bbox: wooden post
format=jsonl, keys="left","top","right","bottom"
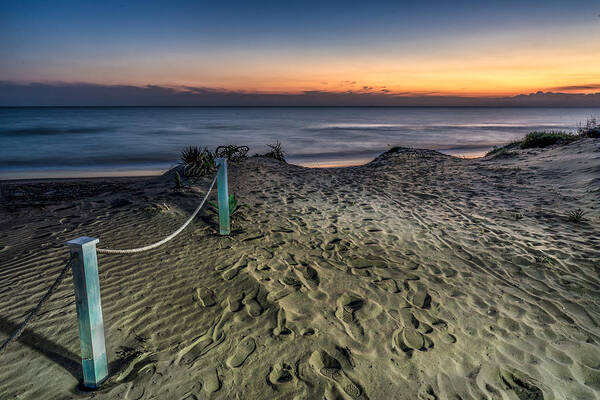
{"left": 66, "top": 237, "right": 108, "bottom": 389}
{"left": 215, "top": 158, "right": 230, "bottom": 235}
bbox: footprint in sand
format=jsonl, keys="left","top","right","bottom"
{"left": 309, "top": 350, "right": 362, "bottom": 399}
{"left": 268, "top": 362, "right": 294, "bottom": 385}
{"left": 391, "top": 309, "right": 448, "bottom": 353}
{"left": 266, "top": 287, "right": 292, "bottom": 303}
{"left": 226, "top": 337, "right": 256, "bottom": 368}
{"left": 372, "top": 277, "right": 399, "bottom": 293}
{"left": 296, "top": 264, "right": 320, "bottom": 289}
{"left": 408, "top": 284, "right": 431, "bottom": 309}
{"left": 273, "top": 306, "right": 291, "bottom": 336}
{"left": 335, "top": 294, "right": 365, "bottom": 341}
{"left": 394, "top": 327, "right": 425, "bottom": 351}
{"left": 196, "top": 287, "right": 216, "bottom": 307}
{"left": 221, "top": 256, "right": 248, "bottom": 280}
{"left": 227, "top": 291, "right": 244, "bottom": 312}
{"left": 281, "top": 270, "right": 303, "bottom": 290}
{"left": 499, "top": 369, "right": 544, "bottom": 400}
{"left": 201, "top": 368, "right": 221, "bottom": 393}
{"left": 242, "top": 287, "right": 263, "bottom": 317}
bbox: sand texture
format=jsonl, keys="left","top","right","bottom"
{"left": 1, "top": 139, "right": 600, "bottom": 399}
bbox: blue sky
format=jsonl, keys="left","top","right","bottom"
{"left": 1, "top": 0, "right": 599, "bottom": 97}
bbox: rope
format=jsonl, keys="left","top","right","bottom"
{"left": 96, "top": 171, "right": 218, "bottom": 254}
{"left": 0, "top": 255, "right": 74, "bottom": 355}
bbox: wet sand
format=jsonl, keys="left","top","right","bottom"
{"left": 1, "top": 139, "right": 599, "bottom": 399}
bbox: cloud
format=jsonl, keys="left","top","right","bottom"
{"left": 547, "top": 83, "right": 600, "bottom": 91}
{"left": 0, "top": 82, "right": 599, "bottom": 107}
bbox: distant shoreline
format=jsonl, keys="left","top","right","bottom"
{"left": 2, "top": 105, "right": 600, "bottom": 108}
{"left": 0, "top": 148, "right": 487, "bottom": 181}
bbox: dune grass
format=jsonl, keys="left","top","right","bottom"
{"left": 520, "top": 131, "right": 579, "bottom": 149}
{"left": 486, "top": 118, "right": 599, "bottom": 157}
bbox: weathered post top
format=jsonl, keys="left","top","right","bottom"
{"left": 67, "top": 236, "right": 100, "bottom": 248}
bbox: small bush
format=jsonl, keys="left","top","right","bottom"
{"left": 520, "top": 131, "right": 578, "bottom": 149}
{"left": 486, "top": 117, "right": 598, "bottom": 157}
{"left": 215, "top": 145, "right": 249, "bottom": 162}
{"left": 174, "top": 171, "right": 182, "bottom": 189}
{"left": 578, "top": 117, "right": 600, "bottom": 138}
{"left": 181, "top": 146, "right": 215, "bottom": 177}
{"left": 262, "top": 141, "right": 286, "bottom": 162}
{"left": 567, "top": 208, "right": 586, "bottom": 223}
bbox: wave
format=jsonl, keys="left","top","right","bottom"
{"left": 305, "top": 122, "right": 573, "bottom": 132}
{"left": 305, "top": 123, "right": 410, "bottom": 131}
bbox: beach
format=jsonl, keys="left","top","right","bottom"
{"left": 1, "top": 139, "right": 599, "bottom": 399}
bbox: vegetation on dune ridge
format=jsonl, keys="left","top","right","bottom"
{"left": 520, "top": 131, "right": 579, "bottom": 148}
{"left": 180, "top": 144, "right": 252, "bottom": 177}
{"left": 178, "top": 142, "right": 286, "bottom": 178}
{"left": 578, "top": 117, "right": 600, "bottom": 138}
{"left": 181, "top": 146, "right": 215, "bottom": 177}
{"left": 215, "top": 145, "right": 249, "bottom": 162}
{"left": 258, "top": 141, "right": 286, "bottom": 162}
{"left": 486, "top": 117, "right": 599, "bottom": 157}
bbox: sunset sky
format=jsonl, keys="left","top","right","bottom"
{"left": 1, "top": 0, "right": 599, "bottom": 97}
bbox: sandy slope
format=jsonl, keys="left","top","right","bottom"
{"left": 1, "top": 139, "right": 599, "bottom": 400}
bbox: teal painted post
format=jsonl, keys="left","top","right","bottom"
{"left": 66, "top": 237, "right": 108, "bottom": 389}
{"left": 215, "top": 158, "right": 230, "bottom": 235}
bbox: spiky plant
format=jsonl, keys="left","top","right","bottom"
{"left": 567, "top": 208, "right": 586, "bottom": 223}
{"left": 181, "top": 146, "right": 215, "bottom": 177}
{"left": 208, "top": 193, "right": 250, "bottom": 226}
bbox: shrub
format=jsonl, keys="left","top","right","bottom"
{"left": 567, "top": 209, "right": 586, "bottom": 223}
{"left": 215, "top": 145, "right": 249, "bottom": 162}
{"left": 181, "top": 146, "right": 215, "bottom": 177}
{"left": 520, "top": 131, "right": 578, "bottom": 149}
{"left": 263, "top": 141, "right": 286, "bottom": 162}
{"left": 578, "top": 117, "right": 600, "bottom": 138}
{"left": 174, "top": 171, "right": 182, "bottom": 189}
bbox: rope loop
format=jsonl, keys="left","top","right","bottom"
{"left": 97, "top": 170, "right": 218, "bottom": 254}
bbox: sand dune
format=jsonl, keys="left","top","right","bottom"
{"left": 1, "top": 139, "right": 599, "bottom": 399}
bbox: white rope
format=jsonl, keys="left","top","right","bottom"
{"left": 97, "top": 172, "right": 218, "bottom": 254}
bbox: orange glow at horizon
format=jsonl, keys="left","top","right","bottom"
{"left": 8, "top": 22, "right": 600, "bottom": 97}
{"left": 93, "top": 46, "right": 600, "bottom": 97}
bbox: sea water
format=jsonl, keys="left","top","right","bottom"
{"left": 1, "top": 106, "right": 598, "bottom": 179}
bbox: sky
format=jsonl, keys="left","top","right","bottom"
{"left": 1, "top": 0, "right": 600, "bottom": 103}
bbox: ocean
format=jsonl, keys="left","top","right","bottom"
{"left": 1, "top": 107, "right": 598, "bottom": 179}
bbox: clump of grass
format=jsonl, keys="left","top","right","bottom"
{"left": 486, "top": 141, "right": 521, "bottom": 157}
{"left": 174, "top": 171, "right": 182, "bottom": 189}
{"left": 181, "top": 146, "right": 215, "bottom": 177}
{"left": 567, "top": 208, "right": 586, "bottom": 223}
{"left": 208, "top": 193, "right": 250, "bottom": 227}
{"left": 520, "top": 131, "right": 578, "bottom": 149}
{"left": 261, "top": 141, "right": 286, "bottom": 162}
{"left": 578, "top": 117, "right": 600, "bottom": 138}
{"left": 487, "top": 117, "right": 599, "bottom": 157}
{"left": 215, "top": 145, "right": 249, "bottom": 162}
